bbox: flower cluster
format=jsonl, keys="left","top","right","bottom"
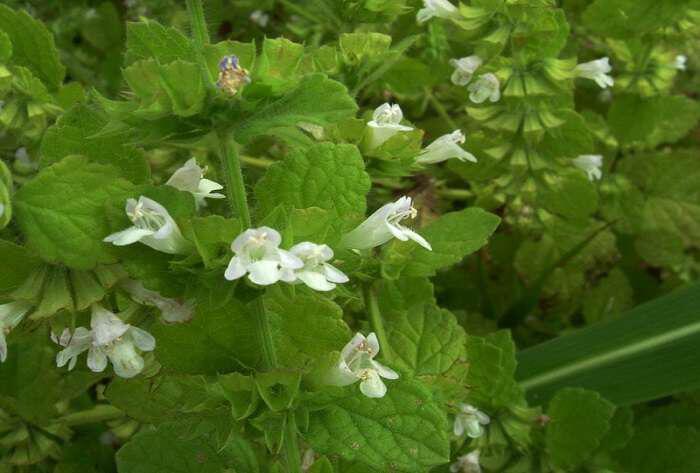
{"left": 453, "top": 403, "right": 491, "bottom": 438}
{"left": 54, "top": 304, "right": 155, "bottom": 378}
{"left": 224, "top": 227, "right": 349, "bottom": 291}
{"left": 448, "top": 55, "right": 501, "bottom": 103}
{"left": 328, "top": 332, "right": 399, "bottom": 398}
{"left": 217, "top": 55, "right": 251, "bottom": 96}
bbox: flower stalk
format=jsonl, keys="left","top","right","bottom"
{"left": 362, "top": 283, "right": 394, "bottom": 364}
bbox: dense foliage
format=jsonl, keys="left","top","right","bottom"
{"left": 0, "top": 0, "right": 699, "bottom": 472}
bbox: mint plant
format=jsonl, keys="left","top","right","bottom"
{"left": 0, "top": 0, "right": 699, "bottom": 472}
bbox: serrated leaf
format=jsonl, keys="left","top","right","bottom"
{"left": 465, "top": 333, "right": 522, "bottom": 408}
{"left": 158, "top": 60, "right": 207, "bottom": 117}
{"left": 0, "top": 4, "right": 65, "bottom": 89}
{"left": 582, "top": 0, "right": 693, "bottom": 37}
{"left": 378, "top": 279, "right": 466, "bottom": 376}
{"left": 383, "top": 208, "right": 500, "bottom": 278}
{"left": 41, "top": 104, "right": 149, "bottom": 183}
{"left": 304, "top": 379, "right": 450, "bottom": 472}
{"left": 545, "top": 388, "right": 615, "bottom": 470}
{"left": 14, "top": 156, "right": 135, "bottom": 270}
{"left": 255, "top": 143, "right": 370, "bottom": 240}
{"left": 539, "top": 171, "right": 598, "bottom": 221}
{"left": 116, "top": 416, "right": 231, "bottom": 473}
{"left": 0, "top": 239, "right": 41, "bottom": 293}
{"left": 266, "top": 289, "right": 351, "bottom": 369}
{"left": 125, "top": 19, "right": 196, "bottom": 65}
{"left": 234, "top": 74, "right": 358, "bottom": 144}
{"left": 254, "top": 37, "right": 305, "bottom": 91}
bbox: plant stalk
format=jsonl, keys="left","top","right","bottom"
{"left": 185, "top": 0, "right": 210, "bottom": 47}
{"left": 216, "top": 131, "right": 277, "bottom": 371}
{"left": 58, "top": 405, "right": 124, "bottom": 427}
{"left": 362, "top": 283, "right": 393, "bottom": 362}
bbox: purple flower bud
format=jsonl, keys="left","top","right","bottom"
{"left": 218, "top": 55, "right": 239, "bottom": 72}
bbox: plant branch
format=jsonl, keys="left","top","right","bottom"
{"left": 216, "top": 130, "right": 252, "bottom": 227}
{"left": 362, "top": 282, "right": 394, "bottom": 362}
{"left": 186, "top": 0, "right": 210, "bottom": 47}
{"left": 58, "top": 405, "right": 124, "bottom": 427}
{"left": 426, "top": 89, "right": 459, "bottom": 130}
{"left": 284, "top": 413, "right": 303, "bottom": 473}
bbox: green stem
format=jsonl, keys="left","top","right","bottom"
{"left": 241, "top": 155, "right": 275, "bottom": 169}
{"left": 58, "top": 405, "right": 124, "bottom": 427}
{"left": 217, "top": 130, "right": 252, "bottom": 226}
{"left": 362, "top": 283, "right": 393, "bottom": 362}
{"left": 437, "top": 188, "right": 473, "bottom": 200}
{"left": 216, "top": 130, "right": 277, "bottom": 371}
{"left": 186, "top": 0, "right": 215, "bottom": 86}
{"left": 284, "top": 413, "right": 302, "bottom": 473}
{"left": 186, "top": 0, "right": 210, "bottom": 47}
{"left": 426, "top": 89, "right": 459, "bottom": 130}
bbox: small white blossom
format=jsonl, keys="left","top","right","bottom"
{"left": 573, "top": 154, "right": 603, "bottom": 181}
{"left": 104, "top": 196, "right": 190, "bottom": 254}
{"left": 454, "top": 404, "right": 490, "bottom": 438}
{"left": 282, "top": 242, "right": 349, "bottom": 292}
{"left": 249, "top": 10, "right": 270, "bottom": 27}
{"left": 575, "top": 57, "right": 614, "bottom": 89}
{"left": 121, "top": 279, "right": 194, "bottom": 323}
{"left": 341, "top": 196, "right": 432, "bottom": 251}
{"left": 224, "top": 227, "right": 303, "bottom": 286}
{"left": 451, "top": 450, "right": 482, "bottom": 473}
{"left": 468, "top": 73, "right": 501, "bottom": 103}
{"left": 674, "top": 54, "right": 687, "bottom": 71}
{"left": 55, "top": 304, "right": 155, "bottom": 379}
{"left": 166, "top": 158, "right": 225, "bottom": 209}
{"left": 328, "top": 332, "right": 399, "bottom": 398}
{"left": 0, "top": 301, "right": 32, "bottom": 362}
{"left": 416, "top": 130, "right": 477, "bottom": 165}
{"left": 450, "top": 56, "right": 483, "bottom": 86}
{"left": 417, "top": 0, "right": 460, "bottom": 24}
{"left": 365, "top": 103, "right": 414, "bottom": 150}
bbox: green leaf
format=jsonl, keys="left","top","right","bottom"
{"left": 615, "top": 426, "right": 700, "bottom": 473}
{"left": 254, "top": 37, "right": 305, "bottom": 91}
{"left": 465, "top": 332, "right": 523, "bottom": 408}
{"left": 255, "top": 143, "right": 370, "bottom": 239}
{"left": 41, "top": 104, "right": 150, "bottom": 183}
{"left": 151, "top": 286, "right": 260, "bottom": 373}
{"left": 125, "top": 19, "right": 196, "bottom": 65}
{"left": 0, "top": 4, "right": 65, "bottom": 89}
{"left": 545, "top": 388, "right": 615, "bottom": 470}
{"left": 582, "top": 0, "right": 693, "bottom": 37}
{"left": 0, "top": 240, "right": 41, "bottom": 293}
{"left": 204, "top": 40, "right": 256, "bottom": 79}
{"left": 183, "top": 215, "right": 241, "bottom": 268}
{"left": 106, "top": 375, "right": 219, "bottom": 424}
{"left": 538, "top": 171, "right": 598, "bottom": 221}
{"left": 517, "top": 283, "right": 700, "bottom": 405}
{"left": 304, "top": 379, "right": 450, "bottom": 472}
{"left": 382, "top": 208, "right": 501, "bottom": 278}
{"left": 582, "top": 268, "right": 634, "bottom": 324}
{"left": 0, "top": 328, "right": 98, "bottom": 423}
{"left": 14, "top": 156, "right": 135, "bottom": 270}
{"left": 158, "top": 60, "right": 207, "bottom": 117}
{"left": 378, "top": 279, "right": 466, "bottom": 377}
{"left": 116, "top": 416, "right": 231, "bottom": 473}
{"left": 339, "top": 32, "right": 392, "bottom": 65}
{"left": 266, "top": 289, "right": 351, "bottom": 369}
{"left": 234, "top": 74, "right": 358, "bottom": 144}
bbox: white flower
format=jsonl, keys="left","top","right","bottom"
{"left": 450, "top": 56, "right": 483, "bottom": 86}
{"left": 301, "top": 449, "right": 316, "bottom": 471}
{"left": 416, "top": 130, "right": 477, "bottom": 165}
{"left": 250, "top": 10, "right": 270, "bottom": 27}
{"left": 282, "top": 242, "right": 349, "bottom": 292}
{"left": 328, "top": 332, "right": 399, "bottom": 398}
{"left": 450, "top": 450, "right": 482, "bottom": 473}
{"left": 573, "top": 154, "right": 603, "bottom": 181}
{"left": 674, "top": 54, "right": 687, "bottom": 71}
{"left": 166, "top": 158, "right": 225, "bottom": 209}
{"left": 454, "top": 404, "right": 490, "bottom": 438}
{"left": 365, "top": 103, "right": 414, "bottom": 150}
{"left": 104, "top": 196, "right": 190, "bottom": 254}
{"left": 341, "top": 196, "right": 432, "bottom": 251}
{"left": 575, "top": 57, "right": 614, "bottom": 89}
{"left": 0, "top": 301, "right": 32, "bottom": 362}
{"left": 417, "top": 0, "right": 460, "bottom": 24}
{"left": 224, "top": 227, "right": 303, "bottom": 286}
{"left": 55, "top": 305, "right": 156, "bottom": 379}
{"left": 120, "top": 279, "right": 194, "bottom": 323}
{"left": 468, "top": 73, "right": 501, "bottom": 103}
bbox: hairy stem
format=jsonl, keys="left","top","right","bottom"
{"left": 363, "top": 283, "right": 393, "bottom": 362}
{"left": 185, "top": 0, "right": 210, "bottom": 47}
{"left": 426, "top": 89, "right": 459, "bottom": 130}
{"left": 216, "top": 131, "right": 277, "bottom": 371}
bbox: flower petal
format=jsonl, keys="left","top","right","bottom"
{"left": 224, "top": 256, "right": 247, "bottom": 281}
{"left": 87, "top": 347, "right": 108, "bottom": 372}
{"left": 359, "top": 370, "right": 388, "bottom": 398}
{"left": 103, "top": 227, "right": 152, "bottom": 246}
{"left": 247, "top": 260, "right": 281, "bottom": 285}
